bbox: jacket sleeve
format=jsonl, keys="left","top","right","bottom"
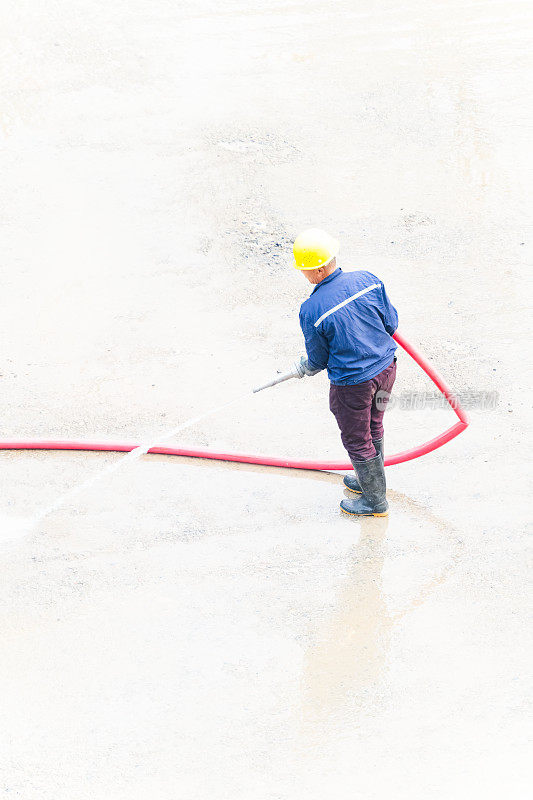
{"left": 378, "top": 283, "right": 399, "bottom": 335}
{"left": 299, "top": 306, "right": 329, "bottom": 371}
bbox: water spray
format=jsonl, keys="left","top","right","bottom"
{"left": 38, "top": 360, "right": 317, "bottom": 525}
{"left": 1, "top": 370, "right": 308, "bottom": 536}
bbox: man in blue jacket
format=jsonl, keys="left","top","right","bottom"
{"left": 294, "top": 228, "right": 398, "bottom": 517}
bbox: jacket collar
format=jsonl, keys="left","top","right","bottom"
{"left": 311, "top": 267, "right": 342, "bottom": 294}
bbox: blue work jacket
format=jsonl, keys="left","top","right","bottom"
{"left": 299, "top": 267, "right": 398, "bottom": 385}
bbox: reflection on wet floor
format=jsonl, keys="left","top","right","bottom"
{"left": 304, "top": 516, "right": 391, "bottom": 707}
{"left": 299, "top": 487, "right": 464, "bottom": 743}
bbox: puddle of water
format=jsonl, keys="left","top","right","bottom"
{"left": 303, "top": 516, "right": 392, "bottom": 711}
{"left": 299, "top": 490, "right": 465, "bottom": 744}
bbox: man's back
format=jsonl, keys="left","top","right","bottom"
{"left": 292, "top": 229, "right": 397, "bottom": 517}
{"left": 299, "top": 267, "right": 398, "bottom": 385}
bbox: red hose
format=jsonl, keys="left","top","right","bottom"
{"left": 0, "top": 332, "right": 467, "bottom": 472}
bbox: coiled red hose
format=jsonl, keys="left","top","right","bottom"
{"left": 0, "top": 332, "right": 467, "bottom": 471}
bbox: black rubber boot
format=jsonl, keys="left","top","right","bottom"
{"left": 343, "top": 438, "right": 384, "bottom": 493}
{"left": 340, "top": 454, "right": 389, "bottom": 516}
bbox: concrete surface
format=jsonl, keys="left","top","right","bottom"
{"left": 0, "top": 0, "right": 531, "bottom": 797}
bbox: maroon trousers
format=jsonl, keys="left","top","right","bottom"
{"left": 329, "top": 359, "right": 397, "bottom": 462}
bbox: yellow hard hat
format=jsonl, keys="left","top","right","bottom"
{"left": 293, "top": 228, "right": 339, "bottom": 270}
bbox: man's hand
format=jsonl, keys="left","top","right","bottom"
{"left": 297, "top": 355, "right": 322, "bottom": 377}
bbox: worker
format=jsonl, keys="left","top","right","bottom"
{"left": 293, "top": 228, "right": 398, "bottom": 517}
